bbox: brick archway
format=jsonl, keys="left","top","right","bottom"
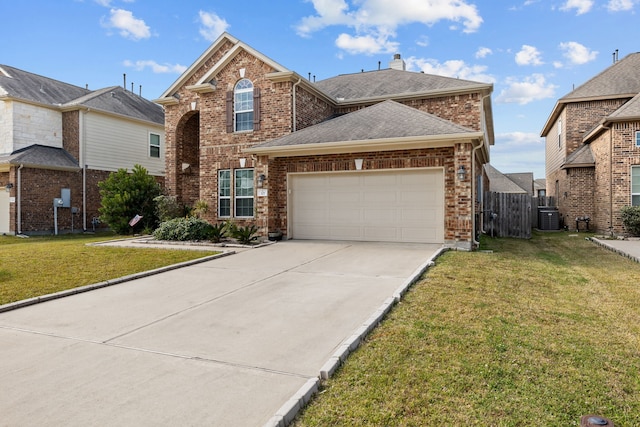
{"left": 174, "top": 111, "right": 200, "bottom": 207}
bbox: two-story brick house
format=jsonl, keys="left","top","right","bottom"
{"left": 541, "top": 52, "right": 640, "bottom": 234}
{"left": 0, "top": 65, "right": 165, "bottom": 235}
{"left": 155, "top": 33, "right": 494, "bottom": 249}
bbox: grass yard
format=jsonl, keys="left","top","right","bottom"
{"left": 294, "top": 232, "right": 640, "bottom": 427}
{"left": 0, "top": 233, "right": 218, "bottom": 305}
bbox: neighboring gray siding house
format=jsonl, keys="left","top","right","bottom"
{"left": 0, "top": 65, "right": 165, "bottom": 235}
{"left": 541, "top": 53, "right": 640, "bottom": 234}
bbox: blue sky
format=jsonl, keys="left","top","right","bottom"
{"left": 2, "top": 0, "right": 637, "bottom": 179}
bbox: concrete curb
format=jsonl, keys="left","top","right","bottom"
{"left": 0, "top": 251, "right": 234, "bottom": 314}
{"left": 589, "top": 237, "right": 640, "bottom": 263}
{"left": 265, "top": 246, "right": 448, "bottom": 427}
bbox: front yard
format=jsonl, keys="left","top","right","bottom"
{"left": 294, "top": 232, "right": 640, "bottom": 426}
{"left": 0, "top": 233, "right": 218, "bottom": 305}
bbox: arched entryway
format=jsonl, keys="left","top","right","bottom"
{"left": 174, "top": 111, "right": 200, "bottom": 207}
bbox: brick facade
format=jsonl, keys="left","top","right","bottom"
{"left": 162, "top": 38, "right": 489, "bottom": 248}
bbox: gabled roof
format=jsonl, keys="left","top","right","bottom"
{"left": 247, "top": 100, "right": 482, "bottom": 157}
{"left": 484, "top": 164, "right": 529, "bottom": 194}
{"left": 0, "top": 144, "right": 80, "bottom": 171}
{"left": 0, "top": 64, "right": 90, "bottom": 105}
{"left": 607, "top": 91, "right": 640, "bottom": 121}
{"left": 314, "top": 68, "right": 491, "bottom": 102}
{"left": 541, "top": 52, "right": 640, "bottom": 136}
{"left": 157, "top": 32, "right": 290, "bottom": 100}
{"left": 0, "top": 65, "right": 163, "bottom": 125}
{"left": 562, "top": 143, "right": 594, "bottom": 169}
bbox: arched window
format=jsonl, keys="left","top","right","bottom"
{"left": 234, "top": 79, "right": 253, "bottom": 132}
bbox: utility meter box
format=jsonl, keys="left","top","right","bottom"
{"left": 61, "top": 188, "right": 71, "bottom": 208}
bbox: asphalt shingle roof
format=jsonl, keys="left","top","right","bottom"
{"left": 561, "top": 52, "right": 640, "bottom": 100}
{"left": 608, "top": 92, "right": 640, "bottom": 120}
{"left": 0, "top": 65, "right": 163, "bottom": 124}
{"left": 253, "top": 100, "right": 476, "bottom": 149}
{"left": 0, "top": 145, "right": 80, "bottom": 170}
{"left": 314, "top": 68, "right": 488, "bottom": 101}
{"left": 564, "top": 144, "right": 594, "bottom": 168}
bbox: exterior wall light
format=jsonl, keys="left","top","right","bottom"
{"left": 5, "top": 183, "right": 13, "bottom": 192}
{"left": 258, "top": 174, "right": 266, "bottom": 187}
{"left": 457, "top": 165, "right": 467, "bottom": 181}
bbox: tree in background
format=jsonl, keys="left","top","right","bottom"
{"left": 98, "top": 164, "right": 161, "bottom": 234}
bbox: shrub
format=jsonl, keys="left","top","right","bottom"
{"left": 98, "top": 164, "right": 161, "bottom": 234}
{"left": 153, "top": 217, "right": 214, "bottom": 241}
{"left": 209, "top": 222, "right": 227, "bottom": 243}
{"left": 227, "top": 221, "right": 260, "bottom": 245}
{"left": 621, "top": 206, "right": 640, "bottom": 236}
{"left": 154, "top": 195, "right": 184, "bottom": 222}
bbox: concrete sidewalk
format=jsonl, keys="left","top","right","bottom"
{"left": 0, "top": 240, "right": 444, "bottom": 427}
{"left": 590, "top": 237, "right": 640, "bottom": 263}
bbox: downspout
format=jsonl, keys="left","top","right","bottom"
{"left": 607, "top": 124, "right": 613, "bottom": 235}
{"left": 17, "top": 163, "right": 23, "bottom": 234}
{"left": 472, "top": 93, "right": 491, "bottom": 247}
{"left": 292, "top": 77, "right": 302, "bottom": 132}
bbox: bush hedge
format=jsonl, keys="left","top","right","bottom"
{"left": 153, "top": 217, "right": 214, "bottom": 241}
{"left": 621, "top": 206, "right": 640, "bottom": 236}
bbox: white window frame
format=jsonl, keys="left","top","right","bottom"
{"left": 632, "top": 166, "right": 640, "bottom": 206}
{"left": 218, "top": 169, "right": 231, "bottom": 218}
{"left": 149, "top": 132, "right": 160, "bottom": 158}
{"left": 635, "top": 131, "right": 640, "bottom": 148}
{"left": 234, "top": 168, "right": 254, "bottom": 218}
{"left": 234, "top": 79, "right": 254, "bottom": 132}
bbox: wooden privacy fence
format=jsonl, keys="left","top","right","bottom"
{"left": 483, "top": 192, "right": 532, "bottom": 239}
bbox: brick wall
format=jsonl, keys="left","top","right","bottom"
{"left": 62, "top": 110, "right": 80, "bottom": 160}
{"left": 610, "top": 122, "right": 640, "bottom": 233}
{"left": 261, "top": 144, "right": 474, "bottom": 246}
{"left": 565, "top": 100, "right": 627, "bottom": 155}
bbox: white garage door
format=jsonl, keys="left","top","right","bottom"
{"left": 289, "top": 169, "right": 444, "bottom": 243}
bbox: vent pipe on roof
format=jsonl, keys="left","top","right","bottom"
{"left": 139, "top": 85, "right": 142, "bottom": 97}
{"left": 613, "top": 49, "right": 619, "bottom": 63}
{"left": 389, "top": 53, "right": 406, "bottom": 71}
{"left": 378, "top": 61, "right": 381, "bottom": 70}
{"left": 123, "top": 73, "right": 126, "bottom": 90}
{"left": 308, "top": 72, "right": 311, "bottom": 81}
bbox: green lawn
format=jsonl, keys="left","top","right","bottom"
{"left": 294, "top": 232, "right": 640, "bottom": 427}
{"left": 0, "top": 233, "right": 218, "bottom": 305}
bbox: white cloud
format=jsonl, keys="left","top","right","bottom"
{"left": 296, "top": 0, "right": 483, "bottom": 55}
{"left": 491, "top": 132, "right": 546, "bottom": 178}
{"left": 405, "top": 57, "right": 495, "bottom": 84}
{"left": 335, "top": 33, "right": 399, "bottom": 55}
{"left": 560, "top": 0, "right": 594, "bottom": 14}
{"left": 123, "top": 60, "right": 187, "bottom": 74}
{"left": 475, "top": 47, "right": 492, "bottom": 59}
{"left": 102, "top": 9, "right": 150, "bottom": 40}
{"left": 496, "top": 74, "right": 557, "bottom": 105}
{"left": 607, "top": 0, "right": 636, "bottom": 11}
{"left": 198, "top": 11, "right": 230, "bottom": 42}
{"left": 515, "top": 45, "right": 544, "bottom": 66}
{"left": 94, "top": 0, "right": 112, "bottom": 6}
{"left": 559, "top": 41, "right": 598, "bottom": 65}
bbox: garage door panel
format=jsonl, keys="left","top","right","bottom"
{"left": 291, "top": 169, "right": 444, "bottom": 244}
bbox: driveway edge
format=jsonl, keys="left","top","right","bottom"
{"left": 263, "top": 246, "right": 449, "bottom": 427}
{"left": 0, "top": 251, "right": 234, "bottom": 314}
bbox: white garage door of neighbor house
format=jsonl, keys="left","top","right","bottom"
{"left": 290, "top": 169, "right": 444, "bottom": 244}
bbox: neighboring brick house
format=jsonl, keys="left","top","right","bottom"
{"left": 0, "top": 65, "right": 165, "bottom": 235}
{"left": 541, "top": 53, "right": 640, "bottom": 234}
{"left": 155, "top": 33, "right": 495, "bottom": 249}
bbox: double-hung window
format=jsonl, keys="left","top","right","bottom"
{"left": 635, "top": 131, "right": 640, "bottom": 148}
{"left": 632, "top": 166, "right": 640, "bottom": 206}
{"left": 218, "top": 170, "right": 231, "bottom": 217}
{"left": 218, "top": 169, "right": 254, "bottom": 217}
{"left": 235, "top": 169, "right": 254, "bottom": 217}
{"left": 234, "top": 79, "right": 254, "bottom": 132}
{"left": 149, "top": 133, "right": 160, "bottom": 158}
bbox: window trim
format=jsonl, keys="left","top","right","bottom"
{"left": 635, "top": 131, "right": 640, "bottom": 148}
{"left": 234, "top": 168, "right": 254, "bottom": 218}
{"left": 234, "top": 79, "right": 254, "bottom": 132}
{"left": 632, "top": 166, "right": 640, "bottom": 206}
{"left": 149, "top": 132, "right": 160, "bottom": 158}
{"left": 218, "top": 169, "right": 231, "bottom": 218}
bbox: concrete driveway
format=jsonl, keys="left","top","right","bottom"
{"left": 0, "top": 240, "right": 443, "bottom": 427}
